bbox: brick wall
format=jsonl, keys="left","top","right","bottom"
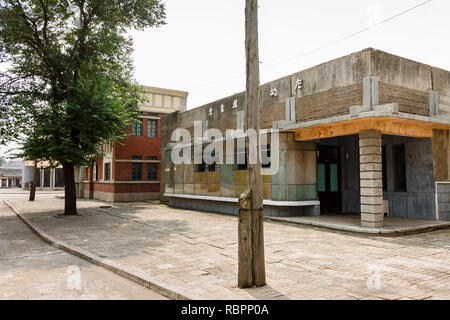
{"left": 296, "top": 83, "right": 362, "bottom": 121}
{"left": 379, "top": 82, "right": 429, "bottom": 116}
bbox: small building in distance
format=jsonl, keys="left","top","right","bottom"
{"left": 76, "top": 86, "right": 188, "bottom": 202}
{"left": 0, "top": 160, "right": 23, "bottom": 188}
{"left": 22, "top": 161, "right": 64, "bottom": 189}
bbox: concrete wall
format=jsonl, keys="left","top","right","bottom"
{"left": 436, "top": 183, "right": 450, "bottom": 221}
{"left": 383, "top": 135, "right": 436, "bottom": 220}
{"left": 169, "top": 197, "right": 319, "bottom": 217}
{"left": 80, "top": 189, "right": 159, "bottom": 202}
{"left": 22, "top": 166, "right": 34, "bottom": 184}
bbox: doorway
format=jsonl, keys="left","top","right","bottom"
{"left": 317, "top": 146, "right": 342, "bottom": 213}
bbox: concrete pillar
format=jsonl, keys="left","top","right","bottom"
{"left": 6, "top": 179, "right": 9, "bottom": 188}
{"left": 359, "top": 129, "right": 384, "bottom": 228}
{"left": 0, "top": 178, "right": 2, "bottom": 188}
{"left": 52, "top": 169, "right": 56, "bottom": 188}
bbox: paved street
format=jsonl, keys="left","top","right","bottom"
{"left": 3, "top": 191, "right": 450, "bottom": 300}
{"left": 0, "top": 191, "right": 166, "bottom": 300}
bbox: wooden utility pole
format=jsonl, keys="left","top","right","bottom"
{"left": 238, "top": 0, "right": 266, "bottom": 288}
{"left": 29, "top": 160, "right": 37, "bottom": 201}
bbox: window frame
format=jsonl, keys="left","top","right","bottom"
{"left": 131, "top": 156, "right": 143, "bottom": 181}
{"left": 132, "top": 121, "right": 143, "bottom": 136}
{"left": 104, "top": 163, "right": 111, "bottom": 181}
{"left": 148, "top": 119, "right": 158, "bottom": 138}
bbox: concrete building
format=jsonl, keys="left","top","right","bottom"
{"left": 161, "top": 48, "right": 450, "bottom": 227}
{"left": 0, "top": 160, "right": 23, "bottom": 188}
{"left": 76, "top": 86, "right": 188, "bottom": 202}
{"left": 22, "top": 161, "right": 64, "bottom": 189}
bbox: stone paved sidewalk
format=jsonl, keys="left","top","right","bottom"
{"left": 5, "top": 194, "right": 450, "bottom": 300}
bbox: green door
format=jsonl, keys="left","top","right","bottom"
{"left": 317, "top": 146, "right": 341, "bottom": 213}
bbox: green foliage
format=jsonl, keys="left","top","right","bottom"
{"left": 22, "top": 72, "right": 140, "bottom": 166}
{"left": 0, "top": 0, "right": 166, "bottom": 165}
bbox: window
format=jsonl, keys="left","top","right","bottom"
{"left": 147, "top": 163, "right": 157, "bottom": 181}
{"left": 131, "top": 156, "right": 142, "bottom": 181}
{"left": 132, "top": 121, "right": 142, "bottom": 136}
{"left": 104, "top": 163, "right": 111, "bottom": 181}
{"left": 382, "top": 145, "right": 387, "bottom": 191}
{"left": 206, "top": 149, "right": 217, "bottom": 172}
{"left": 195, "top": 161, "right": 206, "bottom": 173}
{"left": 93, "top": 161, "right": 99, "bottom": 181}
{"left": 148, "top": 119, "right": 158, "bottom": 137}
{"left": 235, "top": 140, "right": 247, "bottom": 170}
{"left": 393, "top": 144, "right": 407, "bottom": 192}
{"left": 261, "top": 144, "right": 271, "bottom": 168}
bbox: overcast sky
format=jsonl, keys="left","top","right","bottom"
{"left": 131, "top": 0, "right": 449, "bottom": 109}
{"left": 1, "top": 0, "right": 449, "bottom": 157}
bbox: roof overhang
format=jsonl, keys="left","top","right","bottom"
{"left": 283, "top": 104, "right": 450, "bottom": 141}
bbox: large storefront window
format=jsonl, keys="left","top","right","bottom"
{"left": 164, "top": 134, "right": 318, "bottom": 202}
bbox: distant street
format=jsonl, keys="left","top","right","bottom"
{"left": 0, "top": 190, "right": 166, "bottom": 300}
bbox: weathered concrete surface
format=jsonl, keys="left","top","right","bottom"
{"left": 0, "top": 193, "right": 166, "bottom": 300}
{"left": 5, "top": 194, "right": 450, "bottom": 300}
{"left": 266, "top": 215, "right": 450, "bottom": 236}
{"left": 359, "top": 130, "right": 383, "bottom": 228}
{"left": 383, "top": 135, "right": 436, "bottom": 220}
{"left": 436, "top": 183, "right": 450, "bottom": 221}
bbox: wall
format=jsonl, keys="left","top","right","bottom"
{"left": 383, "top": 135, "right": 436, "bottom": 220}
{"left": 436, "top": 183, "right": 450, "bottom": 221}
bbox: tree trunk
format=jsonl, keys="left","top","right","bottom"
{"left": 29, "top": 160, "right": 37, "bottom": 201}
{"left": 62, "top": 162, "right": 77, "bottom": 215}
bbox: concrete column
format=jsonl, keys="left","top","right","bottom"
{"left": 0, "top": 178, "right": 2, "bottom": 188}
{"left": 6, "top": 179, "right": 9, "bottom": 188}
{"left": 40, "top": 169, "right": 44, "bottom": 189}
{"left": 359, "top": 129, "right": 384, "bottom": 228}
{"left": 52, "top": 169, "right": 56, "bottom": 188}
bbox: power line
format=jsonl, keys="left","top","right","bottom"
{"left": 192, "top": 0, "right": 433, "bottom": 89}
{"left": 263, "top": 0, "right": 433, "bottom": 70}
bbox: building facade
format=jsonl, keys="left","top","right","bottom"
{"left": 161, "top": 48, "right": 450, "bottom": 227}
{"left": 22, "top": 161, "right": 64, "bottom": 189}
{"left": 76, "top": 86, "right": 188, "bottom": 202}
{"left": 0, "top": 160, "right": 23, "bottom": 188}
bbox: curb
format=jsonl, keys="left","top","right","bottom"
{"left": 264, "top": 216, "right": 450, "bottom": 237}
{"left": 3, "top": 200, "right": 194, "bottom": 300}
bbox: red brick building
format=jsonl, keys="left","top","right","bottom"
{"left": 76, "top": 86, "right": 188, "bottom": 202}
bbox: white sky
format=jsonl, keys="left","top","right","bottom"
{"left": 1, "top": 0, "right": 449, "bottom": 157}
{"left": 131, "top": 0, "right": 449, "bottom": 109}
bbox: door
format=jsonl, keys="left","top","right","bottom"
{"left": 317, "top": 146, "right": 341, "bottom": 213}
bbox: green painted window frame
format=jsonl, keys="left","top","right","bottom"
{"left": 147, "top": 163, "right": 157, "bottom": 181}
{"left": 148, "top": 119, "right": 158, "bottom": 137}
{"left": 132, "top": 121, "right": 143, "bottom": 136}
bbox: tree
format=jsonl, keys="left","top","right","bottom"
{"left": 0, "top": 0, "right": 166, "bottom": 214}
